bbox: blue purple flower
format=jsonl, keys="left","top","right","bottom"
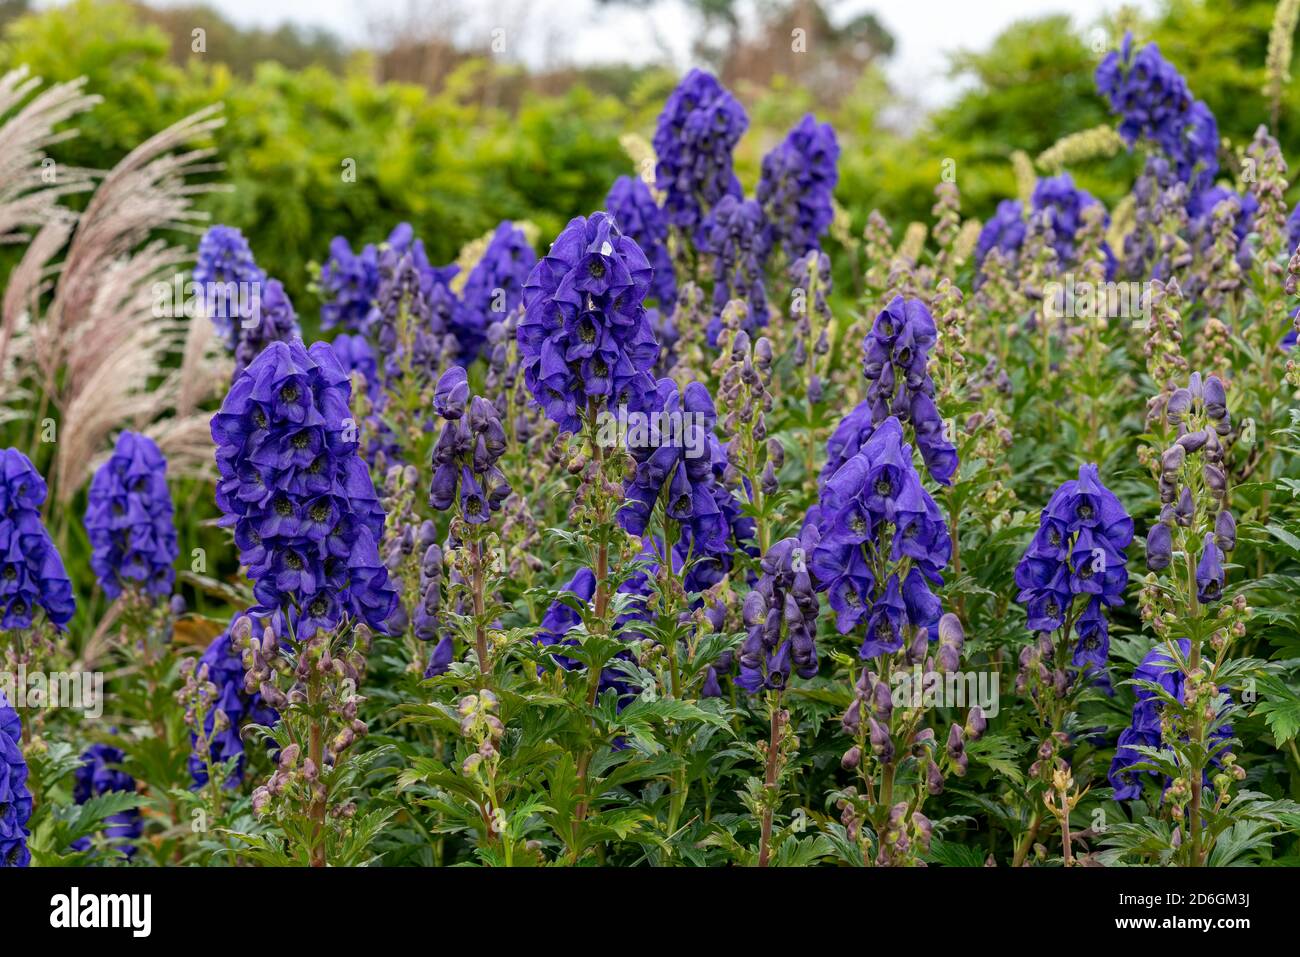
{"left": 518, "top": 212, "right": 659, "bottom": 432}
{"left": 736, "top": 532, "right": 821, "bottom": 693}
{"left": 0, "top": 692, "right": 31, "bottom": 867}
{"left": 700, "top": 194, "right": 769, "bottom": 345}
{"left": 810, "top": 416, "right": 951, "bottom": 658}
{"left": 211, "top": 339, "right": 398, "bottom": 637}
{"left": 84, "top": 431, "right": 178, "bottom": 601}
{"left": 852, "top": 296, "right": 957, "bottom": 485}
{"left": 72, "top": 742, "right": 140, "bottom": 858}
{"left": 1096, "top": 34, "right": 1219, "bottom": 201}
{"left": 454, "top": 221, "right": 536, "bottom": 361}
{"left": 1108, "top": 639, "right": 1233, "bottom": 801}
{"left": 189, "top": 614, "right": 280, "bottom": 787}
{"left": 0, "top": 448, "right": 75, "bottom": 630}
{"left": 1015, "top": 464, "right": 1133, "bottom": 668}
{"left": 652, "top": 69, "right": 748, "bottom": 237}
{"left": 756, "top": 113, "right": 840, "bottom": 260}
{"left": 606, "top": 176, "right": 676, "bottom": 309}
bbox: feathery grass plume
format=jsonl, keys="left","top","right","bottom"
{"left": 1035, "top": 125, "right": 1126, "bottom": 174}
{"left": 1265, "top": 0, "right": 1300, "bottom": 129}
{"left": 11, "top": 105, "right": 226, "bottom": 501}
{"left": 0, "top": 68, "right": 98, "bottom": 244}
{"left": 1011, "top": 149, "right": 1037, "bottom": 205}
{"left": 0, "top": 67, "right": 99, "bottom": 372}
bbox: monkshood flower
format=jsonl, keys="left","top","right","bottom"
{"left": 858, "top": 296, "right": 957, "bottom": 485}
{"left": 1108, "top": 639, "right": 1233, "bottom": 801}
{"left": 1147, "top": 373, "right": 1235, "bottom": 594}
{"left": 233, "top": 278, "right": 303, "bottom": 380}
{"left": 330, "top": 333, "right": 379, "bottom": 390}
{"left": 1096, "top": 34, "right": 1218, "bottom": 200}
{"left": 84, "top": 430, "right": 178, "bottom": 601}
{"left": 186, "top": 615, "right": 279, "bottom": 788}
{"left": 428, "top": 366, "right": 511, "bottom": 524}
{"left": 606, "top": 176, "right": 676, "bottom": 309}
{"left": 533, "top": 566, "right": 642, "bottom": 703}
{"left": 700, "top": 194, "right": 769, "bottom": 345}
{"left": 71, "top": 743, "right": 140, "bottom": 859}
{"left": 0, "top": 692, "right": 31, "bottom": 867}
{"left": 367, "top": 245, "right": 461, "bottom": 384}
{"left": 736, "top": 532, "right": 821, "bottom": 693}
{"left": 211, "top": 339, "right": 399, "bottom": 637}
{"left": 1288, "top": 201, "right": 1300, "bottom": 253}
{"left": 1031, "top": 174, "right": 1114, "bottom": 273}
{"left": 976, "top": 179, "right": 1113, "bottom": 274}
{"left": 454, "top": 220, "right": 537, "bottom": 362}
{"left": 617, "top": 377, "right": 754, "bottom": 591}
{"left": 653, "top": 69, "right": 748, "bottom": 236}
{"left": 975, "top": 199, "right": 1027, "bottom": 265}
{"left": 0, "top": 448, "right": 75, "bottom": 630}
{"left": 809, "top": 417, "right": 951, "bottom": 658}
{"left": 756, "top": 113, "right": 840, "bottom": 261}
{"left": 319, "top": 223, "right": 426, "bottom": 332}
{"left": 683, "top": 434, "right": 757, "bottom": 593}
{"left": 518, "top": 212, "right": 659, "bottom": 433}
{"left": 194, "top": 225, "right": 265, "bottom": 350}
{"left": 1014, "top": 464, "right": 1134, "bottom": 668}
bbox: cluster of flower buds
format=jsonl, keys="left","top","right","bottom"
{"left": 235, "top": 614, "right": 371, "bottom": 819}
{"left": 736, "top": 534, "right": 820, "bottom": 694}
{"left": 1146, "top": 373, "right": 1234, "bottom": 606}
{"left": 878, "top": 801, "right": 933, "bottom": 865}
{"left": 458, "top": 690, "right": 505, "bottom": 777}
{"left": 177, "top": 656, "right": 225, "bottom": 769}
{"left": 710, "top": 316, "right": 780, "bottom": 543}
{"left": 788, "top": 250, "right": 832, "bottom": 405}
{"left": 429, "top": 366, "right": 511, "bottom": 525}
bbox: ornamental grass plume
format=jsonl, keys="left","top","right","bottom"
{"left": 83, "top": 430, "right": 178, "bottom": 602}
{"left": 0, "top": 691, "right": 31, "bottom": 867}
{"left": 210, "top": 339, "right": 398, "bottom": 638}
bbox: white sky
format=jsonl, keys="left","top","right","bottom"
{"left": 131, "top": 0, "right": 1159, "bottom": 108}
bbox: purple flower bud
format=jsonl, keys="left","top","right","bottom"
{"left": 946, "top": 723, "right": 965, "bottom": 760}
{"left": 965, "top": 706, "right": 987, "bottom": 741}
{"left": 926, "top": 760, "right": 944, "bottom": 795}
{"left": 1214, "top": 510, "right": 1236, "bottom": 552}
{"left": 1146, "top": 521, "right": 1173, "bottom": 571}
{"left": 433, "top": 366, "right": 470, "bottom": 419}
